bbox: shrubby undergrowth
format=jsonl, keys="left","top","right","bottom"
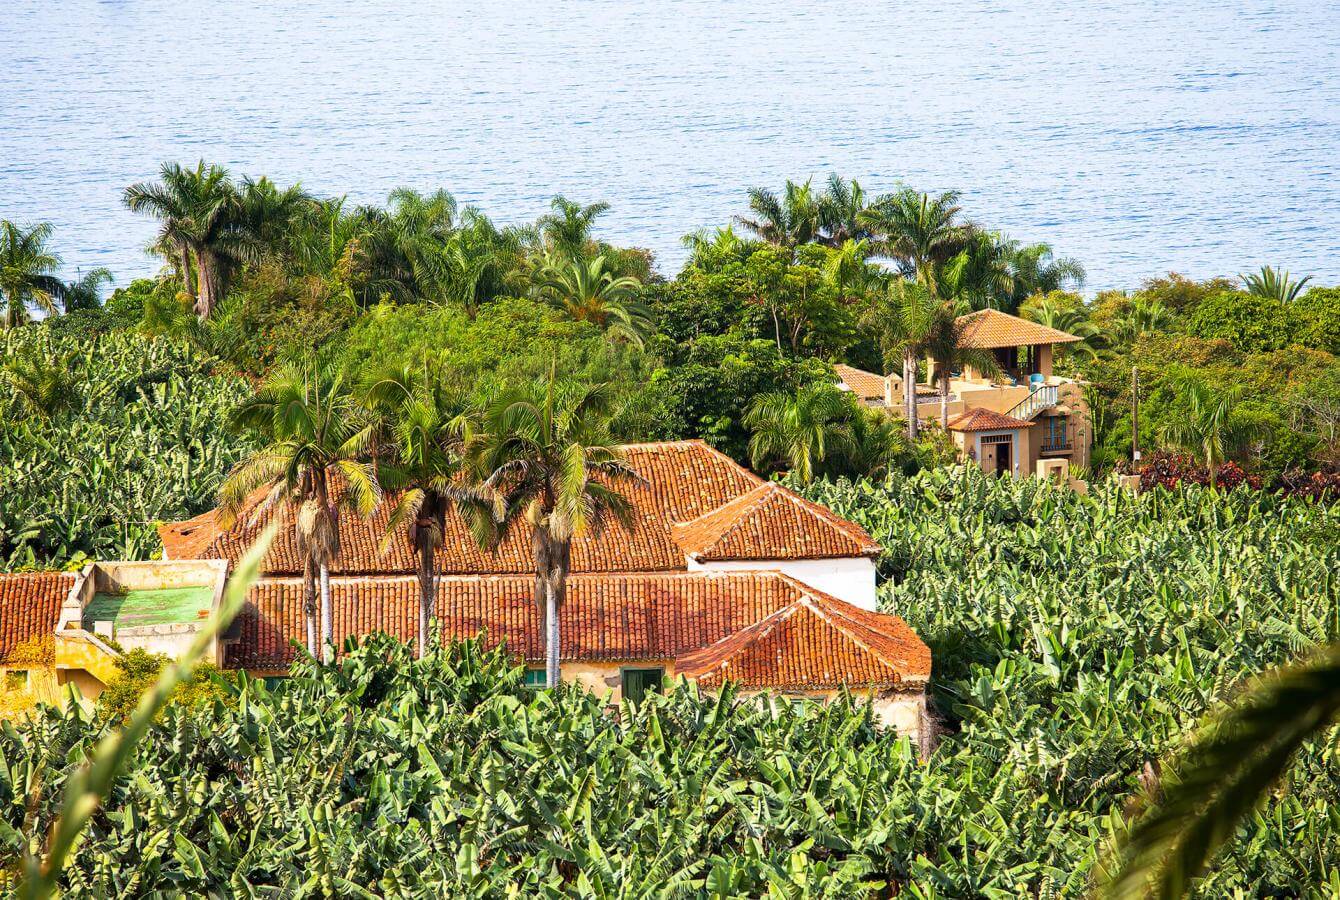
{"left": 4, "top": 470, "right": 1339, "bottom": 896}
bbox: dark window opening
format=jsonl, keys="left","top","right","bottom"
{"left": 621, "top": 667, "right": 664, "bottom": 703}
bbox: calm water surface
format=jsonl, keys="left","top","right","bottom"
{"left": 2, "top": 0, "right": 1338, "bottom": 290}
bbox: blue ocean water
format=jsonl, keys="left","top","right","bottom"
{"left": 1, "top": 0, "right": 1337, "bottom": 291}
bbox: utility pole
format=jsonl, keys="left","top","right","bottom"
{"left": 1131, "top": 365, "right": 1141, "bottom": 466}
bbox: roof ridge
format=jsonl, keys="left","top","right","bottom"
{"left": 796, "top": 593, "right": 905, "bottom": 677}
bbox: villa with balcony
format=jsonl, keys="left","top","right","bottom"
{"left": 835, "top": 308, "right": 1091, "bottom": 482}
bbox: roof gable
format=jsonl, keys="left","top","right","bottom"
{"left": 833, "top": 364, "right": 891, "bottom": 400}
{"left": 948, "top": 408, "right": 1036, "bottom": 432}
{"left": 672, "top": 483, "right": 881, "bottom": 561}
{"left": 677, "top": 581, "right": 930, "bottom": 689}
{"left": 956, "top": 308, "right": 1081, "bottom": 349}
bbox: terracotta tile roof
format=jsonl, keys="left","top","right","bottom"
{"left": 833, "top": 364, "right": 891, "bottom": 401}
{"left": 0, "top": 572, "right": 74, "bottom": 663}
{"left": 956, "top": 308, "right": 1081, "bottom": 349}
{"left": 672, "top": 483, "right": 880, "bottom": 561}
{"left": 947, "top": 408, "right": 1037, "bottom": 432}
{"left": 161, "top": 441, "right": 875, "bottom": 576}
{"left": 678, "top": 587, "right": 931, "bottom": 689}
{"left": 231, "top": 570, "right": 808, "bottom": 669}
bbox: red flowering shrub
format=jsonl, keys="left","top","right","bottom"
{"left": 1277, "top": 469, "right": 1340, "bottom": 502}
{"left": 1137, "top": 452, "right": 1260, "bottom": 491}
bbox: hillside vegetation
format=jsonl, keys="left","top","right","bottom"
{"left": 4, "top": 471, "right": 1337, "bottom": 897}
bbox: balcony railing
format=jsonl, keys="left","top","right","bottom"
{"left": 1006, "top": 384, "right": 1058, "bottom": 420}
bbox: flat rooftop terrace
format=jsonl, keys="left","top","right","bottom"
{"left": 83, "top": 586, "right": 213, "bottom": 631}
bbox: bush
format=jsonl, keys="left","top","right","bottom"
{"left": 94, "top": 648, "right": 237, "bottom": 723}
{"left": 1137, "top": 451, "right": 1259, "bottom": 491}
{"left": 1187, "top": 290, "right": 1299, "bottom": 353}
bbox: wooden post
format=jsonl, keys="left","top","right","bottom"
{"left": 1131, "top": 366, "right": 1140, "bottom": 466}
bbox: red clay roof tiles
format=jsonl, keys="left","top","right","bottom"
{"left": 955, "top": 308, "right": 1081, "bottom": 350}
{"left": 947, "top": 408, "right": 1036, "bottom": 432}
{"left": 672, "top": 483, "right": 880, "bottom": 561}
{"left": 834, "top": 364, "right": 891, "bottom": 400}
{"left": 161, "top": 440, "right": 879, "bottom": 574}
{"left": 0, "top": 572, "right": 73, "bottom": 663}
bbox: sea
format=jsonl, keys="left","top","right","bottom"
{"left": 2, "top": 0, "right": 1338, "bottom": 292}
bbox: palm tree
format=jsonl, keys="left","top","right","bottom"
{"left": 860, "top": 279, "right": 942, "bottom": 439}
{"left": 363, "top": 365, "right": 474, "bottom": 659}
{"left": 858, "top": 188, "right": 968, "bottom": 292}
{"left": 1008, "top": 242, "right": 1085, "bottom": 306}
{"left": 537, "top": 254, "right": 652, "bottom": 345}
{"left": 745, "top": 383, "right": 856, "bottom": 484}
{"left": 1112, "top": 297, "right": 1174, "bottom": 346}
{"left": 0, "top": 221, "right": 65, "bottom": 328}
{"left": 1239, "top": 265, "right": 1311, "bottom": 303}
{"left": 537, "top": 196, "right": 610, "bottom": 259}
{"left": 221, "top": 361, "right": 380, "bottom": 661}
{"left": 471, "top": 373, "right": 640, "bottom": 688}
{"left": 60, "top": 268, "right": 114, "bottom": 313}
{"left": 1019, "top": 297, "right": 1106, "bottom": 362}
{"left": 123, "top": 161, "right": 252, "bottom": 319}
{"left": 238, "top": 175, "right": 317, "bottom": 264}
{"left": 1157, "top": 378, "right": 1253, "bottom": 489}
{"left": 735, "top": 179, "right": 822, "bottom": 250}
{"left": 681, "top": 225, "right": 756, "bottom": 273}
{"left": 942, "top": 230, "right": 1016, "bottom": 309}
{"left": 1100, "top": 642, "right": 1340, "bottom": 899}
{"left": 925, "top": 309, "right": 1001, "bottom": 429}
{"left": 817, "top": 174, "right": 875, "bottom": 247}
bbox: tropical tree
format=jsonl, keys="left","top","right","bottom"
{"left": 942, "top": 230, "right": 1016, "bottom": 309}
{"left": 1157, "top": 378, "right": 1254, "bottom": 488}
{"left": 1007, "top": 242, "right": 1086, "bottom": 307}
{"left": 858, "top": 188, "right": 968, "bottom": 291}
{"left": 0, "top": 221, "right": 65, "bottom": 328}
{"left": 537, "top": 196, "right": 610, "bottom": 259}
{"left": 817, "top": 174, "right": 875, "bottom": 247}
{"left": 537, "top": 254, "right": 651, "bottom": 344}
{"left": 860, "top": 280, "right": 942, "bottom": 438}
{"left": 1101, "top": 642, "right": 1340, "bottom": 900}
{"left": 681, "top": 225, "right": 756, "bottom": 273}
{"left": 744, "top": 383, "right": 855, "bottom": 484}
{"left": 471, "top": 373, "right": 640, "bottom": 687}
{"left": 60, "top": 268, "right": 114, "bottom": 313}
{"left": 363, "top": 365, "right": 474, "bottom": 658}
{"left": 736, "top": 179, "right": 822, "bottom": 250}
{"left": 221, "top": 361, "right": 380, "bottom": 660}
{"left": 238, "top": 175, "right": 317, "bottom": 263}
{"left": 123, "top": 161, "right": 255, "bottom": 319}
{"left": 1112, "top": 297, "right": 1174, "bottom": 346}
{"left": 1019, "top": 295, "right": 1106, "bottom": 361}
{"left": 1240, "top": 265, "right": 1311, "bottom": 304}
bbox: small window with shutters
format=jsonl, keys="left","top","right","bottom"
{"left": 523, "top": 668, "right": 548, "bottom": 689}
{"left": 621, "top": 667, "right": 664, "bottom": 703}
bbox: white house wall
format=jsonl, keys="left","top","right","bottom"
{"left": 685, "top": 557, "right": 878, "bottom": 610}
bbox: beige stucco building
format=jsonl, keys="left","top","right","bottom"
{"left": 837, "top": 309, "right": 1092, "bottom": 484}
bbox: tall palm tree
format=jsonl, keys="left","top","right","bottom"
{"left": 537, "top": 196, "right": 610, "bottom": 259}
{"left": 1008, "top": 242, "right": 1085, "bottom": 306}
{"left": 745, "top": 383, "right": 855, "bottom": 484}
{"left": 735, "top": 179, "right": 822, "bottom": 250}
{"left": 1101, "top": 642, "right": 1340, "bottom": 900}
{"left": 860, "top": 280, "right": 942, "bottom": 439}
{"left": 858, "top": 188, "right": 969, "bottom": 292}
{"left": 363, "top": 364, "right": 474, "bottom": 659}
{"left": 60, "top": 268, "right": 114, "bottom": 313}
{"left": 942, "top": 230, "right": 1017, "bottom": 309}
{"left": 538, "top": 254, "right": 652, "bottom": 345}
{"left": 123, "top": 161, "right": 252, "bottom": 319}
{"left": 238, "top": 175, "right": 317, "bottom": 264}
{"left": 221, "top": 361, "right": 380, "bottom": 661}
{"left": 471, "top": 373, "right": 640, "bottom": 688}
{"left": 0, "top": 221, "right": 65, "bottom": 328}
{"left": 1157, "top": 379, "right": 1253, "bottom": 489}
{"left": 817, "top": 174, "right": 875, "bottom": 247}
{"left": 1239, "top": 265, "right": 1311, "bottom": 303}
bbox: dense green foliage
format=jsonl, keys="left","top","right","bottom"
{"left": 0, "top": 324, "right": 253, "bottom": 569}
{"left": 4, "top": 472, "right": 1338, "bottom": 896}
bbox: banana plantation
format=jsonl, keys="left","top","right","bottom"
{"left": 3, "top": 470, "right": 1338, "bottom": 896}
{"left": 0, "top": 326, "right": 254, "bottom": 569}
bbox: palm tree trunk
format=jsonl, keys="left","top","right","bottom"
{"left": 319, "top": 562, "right": 333, "bottom": 663}
{"left": 417, "top": 538, "right": 433, "bottom": 659}
{"left": 178, "top": 245, "right": 195, "bottom": 304}
{"left": 903, "top": 351, "right": 919, "bottom": 441}
{"left": 195, "top": 249, "right": 223, "bottom": 319}
{"left": 303, "top": 556, "right": 317, "bottom": 658}
{"left": 545, "top": 578, "right": 560, "bottom": 688}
